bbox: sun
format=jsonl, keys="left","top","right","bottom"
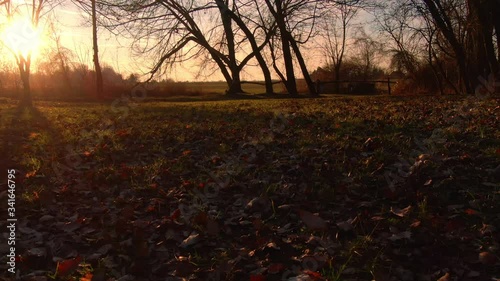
{"left": 2, "top": 18, "right": 42, "bottom": 59}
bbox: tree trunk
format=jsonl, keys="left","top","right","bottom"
{"left": 422, "top": 0, "right": 473, "bottom": 95}
{"left": 217, "top": 0, "right": 243, "bottom": 96}
{"left": 18, "top": 57, "right": 32, "bottom": 107}
{"left": 215, "top": 0, "right": 274, "bottom": 95}
{"left": 272, "top": 0, "right": 298, "bottom": 97}
{"left": 227, "top": 72, "right": 243, "bottom": 95}
{"left": 92, "top": 0, "right": 103, "bottom": 98}
{"left": 288, "top": 35, "right": 317, "bottom": 96}
{"left": 334, "top": 18, "right": 347, "bottom": 94}
{"left": 467, "top": 0, "right": 498, "bottom": 80}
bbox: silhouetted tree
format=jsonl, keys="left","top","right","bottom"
{"left": 1, "top": 0, "right": 61, "bottom": 106}
{"left": 321, "top": 0, "right": 368, "bottom": 93}
{"left": 263, "top": 0, "right": 319, "bottom": 96}
{"left": 91, "top": 0, "right": 103, "bottom": 97}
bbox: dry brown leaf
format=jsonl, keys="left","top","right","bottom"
{"left": 180, "top": 233, "right": 201, "bottom": 248}
{"left": 390, "top": 205, "right": 412, "bottom": 217}
{"left": 298, "top": 209, "right": 327, "bottom": 231}
{"left": 436, "top": 272, "right": 450, "bottom": 281}
{"left": 479, "top": 251, "right": 497, "bottom": 265}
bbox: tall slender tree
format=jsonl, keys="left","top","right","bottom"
{"left": 91, "top": 0, "right": 103, "bottom": 97}
{"left": 321, "top": 0, "right": 365, "bottom": 93}
{"left": 71, "top": 0, "right": 104, "bottom": 97}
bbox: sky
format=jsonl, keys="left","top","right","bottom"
{"left": 55, "top": 4, "right": 142, "bottom": 77}
{"left": 0, "top": 1, "right": 374, "bottom": 82}
{"left": 35, "top": 2, "right": 281, "bottom": 82}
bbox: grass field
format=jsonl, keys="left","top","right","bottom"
{"left": 183, "top": 81, "right": 285, "bottom": 94}
{"left": 0, "top": 95, "right": 499, "bottom": 280}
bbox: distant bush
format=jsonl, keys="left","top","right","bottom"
{"left": 392, "top": 64, "right": 440, "bottom": 95}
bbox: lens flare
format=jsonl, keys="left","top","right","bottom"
{"left": 2, "top": 18, "right": 42, "bottom": 58}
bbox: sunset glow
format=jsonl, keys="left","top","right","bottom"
{"left": 2, "top": 18, "right": 42, "bottom": 59}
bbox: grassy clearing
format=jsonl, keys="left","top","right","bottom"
{"left": 183, "top": 81, "right": 285, "bottom": 94}
{"left": 0, "top": 95, "right": 499, "bottom": 280}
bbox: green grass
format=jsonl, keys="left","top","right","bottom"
{"left": 0, "top": 95, "right": 499, "bottom": 280}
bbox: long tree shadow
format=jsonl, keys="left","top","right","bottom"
{"left": 0, "top": 97, "right": 498, "bottom": 279}
{"left": 0, "top": 103, "right": 83, "bottom": 273}
{"left": 0, "top": 103, "right": 69, "bottom": 191}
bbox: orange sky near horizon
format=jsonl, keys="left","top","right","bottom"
{"left": 0, "top": 2, "right": 374, "bottom": 83}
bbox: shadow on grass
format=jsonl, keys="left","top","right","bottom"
{"left": 0, "top": 104, "right": 68, "bottom": 189}
{"left": 142, "top": 92, "right": 325, "bottom": 103}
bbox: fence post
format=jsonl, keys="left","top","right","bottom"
{"left": 387, "top": 77, "right": 391, "bottom": 95}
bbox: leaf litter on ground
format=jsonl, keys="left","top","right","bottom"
{"left": 0, "top": 96, "right": 499, "bottom": 280}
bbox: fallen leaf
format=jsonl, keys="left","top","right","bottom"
{"left": 410, "top": 220, "right": 421, "bottom": 228}
{"left": 180, "top": 233, "right": 201, "bottom": 248}
{"left": 464, "top": 208, "right": 478, "bottom": 215}
{"left": 436, "top": 272, "right": 450, "bottom": 281}
{"left": 390, "top": 205, "right": 412, "bottom": 217}
{"left": 246, "top": 197, "right": 270, "bottom": 213}
{"left": 479, "top": 251, "right": 497, "bottom": 265}
{"left": 303, "top": 270, "right": 323, "bottom": 280}
{"left": 56, "top": 256, "right": 81, "bottom": 276}
{"left": 287, "top": 274, "right": 314, "bottom": 281}
{"left": 298, "top": 210, "right": 327, "bottom": 231}
{"left": 171, "top": 209, "right": 181, "bottom": 221}
{"left": 265, "top": 242, "right": 280, "bottom": 250}
{"left": 26, "top": 171, "right": 37, "bottom": 178}
{"left": 250, "top": 275, "right": 266, "bottom": 281}
{"left": 80, "top": 273, "right": 92, "bottom": 281}
{"left": 336, "top": 220, "right": 353, "bottom": 232}
{"left": 479, "top": 224, "right": 496, "bottom": 236}
{"left": 29, "top": 132, "right": 40, "bottom": 139}
{"left": 116, "top": 129, "right": 130, "bottom": 137}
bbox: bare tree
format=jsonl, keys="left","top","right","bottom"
{"left": 321, "top": 0, "right": 366, "bottom": 93}
{"left": 71, "top": 0, "right": 104, "bottom": 97}
{"left": 101, "top": 0, "right": 277, "bottom": 96}
{"left": 263, "top": 0, "right": 320, "bottom": 96}
{"left": 374, "top": 0, "right": 500, "bottom": 95}
{"left": 465, "top": 0, "right": 499, "bottom": 80}
{"left": 352, "top": 28, "right": 383, "bottom": 80}
{"left": 91, "top": 0, "right": 103, "bottom": 97}
{"left": 375, "top": 1, "right": 423, "bottom": 76}
{"left": 421, "top": 0, "right": 471, "bottom": 94}
{"left": 1, "top": 0, "right": 60, "bottom": 106}
{"left": 215, "top": 0, "right": 275, "bottom": 95}
{"left": 47, "top": 22, "right": 73, "bottom": 91}
{"left": 417, "top": 0, "right": 499, "bottom": 95}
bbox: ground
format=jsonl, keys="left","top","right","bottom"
{"left": 0, "top": 95, "right": 499, "bottom": 281}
